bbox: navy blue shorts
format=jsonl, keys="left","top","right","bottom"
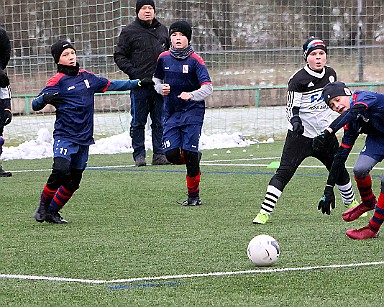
{"left": 53, "top": 138, "right": 89, "bottom": 169}
{"left": 162, "top": 124, "right": 202, "bottom": 153}
{"left": 361, "top": 134, "right": 384, "bottom": 162}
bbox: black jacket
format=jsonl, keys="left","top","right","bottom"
{"left": 0, "top": 26, "right": 11, "bottom": 70}
{"left": 114, "top": 18, "right": 169, "bottom": 80}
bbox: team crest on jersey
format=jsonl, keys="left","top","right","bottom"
{"left": 183, "top": 65, "right": 189, "bottom": 73}
{"left": 84, "top": 79, "right": 90, "bottom": 88}
{"left": 329, "top": 76, "right": 335, "bottom": 83}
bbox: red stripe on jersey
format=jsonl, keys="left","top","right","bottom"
{"left": 158, "top": 50, "right": 171, "bottom": 60}
{"left": 46, "top": 73, "right": 66, "bottom": 86}
{"left": 352, "top": 93, "right": 368, "bottom": 109}
{"left": 341, "top": 142, "right": 353, "bottom": 149}
{"left": 102, "top": 80, "right": 111, "bottom": 92}
{"left": 191, "top": 52, "right": 206, "bottom": 65}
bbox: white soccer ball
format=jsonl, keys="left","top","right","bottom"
{"left": 247, "top": 234, "right": 280, "bottom": 266}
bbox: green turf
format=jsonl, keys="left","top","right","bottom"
{"left": 1, "top": 138, "right": 383, "bottom": 306}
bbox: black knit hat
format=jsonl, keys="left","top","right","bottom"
{"left": 322, "top": 81, "right": 352, "bottom": 105}
{"left": 169, "top": 21, "right": 192, "bottom": 42}
{"left": 51, "top": 40, "right": 76, "bottom": 64}
{"left": 136, "top": 0, "right": 155, "bottom": 15}
{"left": 303, "top": 37, "right": 327, "bottom": 60}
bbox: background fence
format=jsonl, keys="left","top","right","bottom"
{"left": 1, "top": 0, "right": 384, "bottom": 141}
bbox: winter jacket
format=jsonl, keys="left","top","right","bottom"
{"left": 114, "top": 18, "right": 169, "bottom": 80}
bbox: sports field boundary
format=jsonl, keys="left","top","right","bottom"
{"left": 1, "top": 261, "right": 383, "bottom": 284}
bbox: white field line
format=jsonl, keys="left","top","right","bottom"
{"left": 11, "top": 156, "right": 384, "bottom": 173}
{"left": 1, "top": 261, "right": 384, "bottom": 284}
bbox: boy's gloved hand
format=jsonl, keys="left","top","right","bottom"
{"left": 313, "top": 129, "right": 331, "bottom": 151}
{"left": 43, "top": 93, "right": 62, "bottom": 106}
{"left": 139, "top": 77, "right": 155, "bottom": 88}
{"left": 318, "top": 185, "right": 335, "bottom": 215}
{"left": 3, "top": 109, "right": 12, "bottom": 126}
{"left": 290, "top": 115, "right": 304, "bottom": 134}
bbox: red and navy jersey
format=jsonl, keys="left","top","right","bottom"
{"left": 331, "top": 90, "right": 384, "bottom": 157}
{"left": 154, "top": 50, "right": 211, "bottom": 125}
{"left": 37, "top": 70, "right": 109, "bottom": 145}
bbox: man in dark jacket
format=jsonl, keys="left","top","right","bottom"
{"left": 0, "top": 25, "right": 12, "bottom": 177}
{"left": 114, "top": 0, "right": 170, "bottom": 167}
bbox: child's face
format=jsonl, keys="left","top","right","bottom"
{"left": 58, "top": 48, "right": 76, "bottom": 66}
{"left": 328, "top": 95, "right": 351, "bottom": 114}
{"left": 170, "top": 32, "right": 189, "bottom": 49}
{"left": 307, "top": 49, "right": 327, "bottom": 71}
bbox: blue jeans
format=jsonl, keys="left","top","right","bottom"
{"left": 130, "top": 87, "right": 164, "bottom": 160}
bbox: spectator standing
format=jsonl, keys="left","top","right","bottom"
{"left": 114, "top": 0, "right": 170, "bottom": 166}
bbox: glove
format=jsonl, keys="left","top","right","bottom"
{"left": 318, "top": 185, "right": 335, "bottom": 215}
{"left": 290, "top": 116, "right": 304, "bottom": 134}
{"left": 3, "top": 109, "right": 12, "bottom": 126}
{"left": 0, "top": 70, "right": 10, "bottom": 88}
{"left": 43, "top": 92, "right": 61, "bottom": 106}
{"left": 313, "top": 129, "right": 331, "bottom": 152}
{"left": 139, "top": 77, "right": 155, "bottom": 88}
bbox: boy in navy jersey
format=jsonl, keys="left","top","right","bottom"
{"left": 153, "top": 21, "right": 213, "bottom": 206}
{"left": 316, "top": 81, "right": 384, "bottom": 239}
{"left": 33, "top": 40, "right": 148, "bottom": 223}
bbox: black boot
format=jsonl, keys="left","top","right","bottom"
{"left": 0, "top": 165, "right": 11, "bottom": 177}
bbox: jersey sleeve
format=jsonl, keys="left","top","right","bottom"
{"left": 153, "top": 56, "right": 164, "bottom": 80}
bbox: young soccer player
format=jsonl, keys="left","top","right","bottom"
{"left": 253, "top": 37, "right": 358, "bottom": 224}
{"left": 153, "top": 21, "right": 213, "bottom": 206}
{"left": 0, "top": 25, "right": 12, "bottom": 177}
{"left": 316, "top": 81, "right": 384, "bottom": 239}
{"left": 33, "top": 40, "right": 150, "bottom": 223}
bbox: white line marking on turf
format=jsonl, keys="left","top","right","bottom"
{"left": 1, "top": 261, "right": 384, "bottom": 284}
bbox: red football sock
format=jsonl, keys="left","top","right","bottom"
{"left": 355, "top": 175, "right": 376, "bottom": 207}
{"left": 186, "top": 172, "right": 201, "bottom": 198}
{"left": 369, "top": 192, "right": 384, "bottom": 232}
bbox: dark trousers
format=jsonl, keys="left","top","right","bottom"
{"left": 130, "top": 87, "right": 164, "bottom": 159}
{"left": 269, "top": 130, "right": 351, "bottom": 191}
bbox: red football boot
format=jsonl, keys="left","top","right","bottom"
{"left": 342, "top": 202, "right": 375, "bottom": 222}
{"left": 346, "top": 226, "right": 379, "bottom": 240}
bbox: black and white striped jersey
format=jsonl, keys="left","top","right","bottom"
{"left": 286, "top": 65, "right": 336, "bottom": 138}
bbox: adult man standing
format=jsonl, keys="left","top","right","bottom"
{"left": 0, "top": 25, "right": 12, "bottom": 177}
{"left": 114, "top": 0, "right": 170, "bottom": 166}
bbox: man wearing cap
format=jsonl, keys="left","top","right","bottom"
{"left": 252, "top": 37, "right": 358, "bottom": 225}
{"left": 315, "top": 81, "right": 384, "bottom": 239}
{"left": 114, "top": 0, "right": 170, "bottom": 167}
{"left": 0, "top": 25, "right": 12, "bottom": 177}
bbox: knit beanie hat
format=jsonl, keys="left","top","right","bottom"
{"left": 302, "top": 37, "right": 327, "bottom": 60}
{"left": 169, "top": 21, "right": 192, "bottom": 42}
{"left": 322, "top": 81, "right": 352, "bottom": 105}
{"left": 136, "top": 0, "right": 155, "bottom": 15}
{"left": 51, "top": 40, "right": 76, "bottom": 64}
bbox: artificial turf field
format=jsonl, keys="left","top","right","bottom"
{"left": 0, "top": 137, "right": 383, "bottom": 306}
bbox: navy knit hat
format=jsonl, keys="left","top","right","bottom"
{"left": 303, "top": 37, "right": 327, "bottom": 60}
{"left": 169, "top": 21, "right": 192, "bottom": 42}
{"left": 136, "top": 0, "right": 155, "bottom": 15}
{"left": 322, "top": 81, "right": 352, "bottom": 105}
{"left": 51, "top": 40, "right": 76, "bottom": 64}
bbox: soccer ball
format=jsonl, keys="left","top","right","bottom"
{"left": 247, "top": 234, "right": 280, "bottom": 266}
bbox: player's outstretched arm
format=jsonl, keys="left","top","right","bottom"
{"left": 107, "top": 79, "right": 140, "bottom": 91}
